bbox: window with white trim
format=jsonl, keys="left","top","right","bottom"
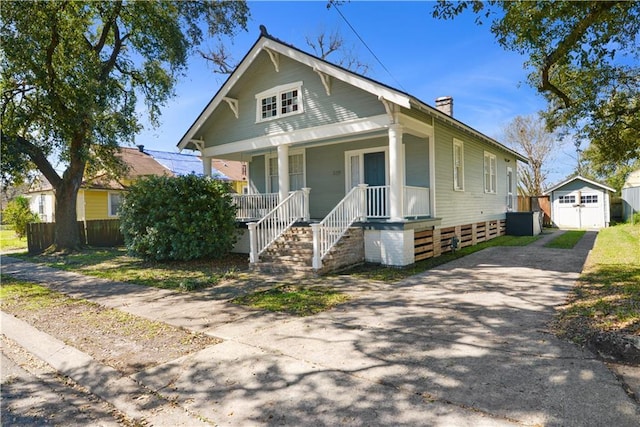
{"left": 453, "top": 139, "right": 464, "bottom": 191}
{"left": 256, "top": 82, "right": 303, "bottom": 122}
{"left": 38, "top": 194, "right": 46, "bottom": 216}
{"left": 581, "top": 194, "right": 598, "bottom": 204}
{"left": 266, "top": 151, "right": 305, "bottom": 192}
{"left": 108, "top": 192, "right": 122, "bottom": 217}
{"left": 558, "top": 195, "right": 576, "bottom": 204}
{"left": 483, "top": 152, "right": 497, "bottom": 193}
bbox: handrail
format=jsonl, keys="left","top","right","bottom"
{"left": 312, "top": 184, "right": 366, "bottom": 269}
{"left": 232, "top": 193, "right": 279, "bottom": 220}
{"left": 248, "top": 189, "right": 310, "bottom": 263}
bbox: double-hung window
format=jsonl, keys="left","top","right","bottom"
{"left": 483, "top": 152, "right": 497, "bottom": 193}
{"left": 453, "top": 139, "right": 464, "bottom": 191}
{"left": 108, "top": 192, "right": 122, "bottom": 217}
{"left": 267, "top": 151, "right": 305, "bottom": 192}
{"left": 256, "top": 82, "right": 303, "bottom": 122}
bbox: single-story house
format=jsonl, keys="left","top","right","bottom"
{"left": 545, "top": 175, "right": 614, "bottom": 229}
{"left": 621, "top": 169, "right": 640, "bottom": 222}
{"left": 27, "top": 146, "right": 246, "bottom": 221}
{"left": 178, "top": 30, "right": 527, "bottom": 273}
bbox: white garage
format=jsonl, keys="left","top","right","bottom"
{"left": 545, "top": 175, "right": 614, "bottom": 229}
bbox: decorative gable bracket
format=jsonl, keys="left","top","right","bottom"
{"left": 264, "top": 48, "right": 280, "bottom": 72}
{"left": 222, "top": 97, "right": 239, "bottom": 119}
{"left": 313, "top": 68, "right": 331, "bottom": 96}
{"left": 379, "top": 96, "right": 398, "bottom": 124}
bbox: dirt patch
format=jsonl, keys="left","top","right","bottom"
{"left": 1, "top": 280, "right": 220, "bottom": 375}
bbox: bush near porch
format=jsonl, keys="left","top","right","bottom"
{"left": 119, "top": 175, "right": 238, "bottom": 262}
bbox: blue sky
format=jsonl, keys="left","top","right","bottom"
{"left": 135, "top": 1, "right": 577, "bottom": 185}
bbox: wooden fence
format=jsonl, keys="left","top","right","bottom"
{"left": 26, "top": 219, "right": 124, "bottom": 254}
{"left": 414, "top": 219, "right": 506, "bottom": 262}
{"left": 517, "top": 196, "right": 551, "bottom": 226}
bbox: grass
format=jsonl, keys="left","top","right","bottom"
{"left": 232, "top": 284, "right": 351, "bottom": 316}
{"left": 0, "top": 228, "right": 28, "bottom": 252}
{"left": 18, "top": 247, "right": 247, "bottom": 291}
{"left": 0, "top": 274, "right": 202, "bottom": 340}
{"left": 555, "top": 223, "right": 640, "bottom": 342}
{"left": 342, "top": 233, "right": 542, "bottom": 282}
{"left": 544, "top": 230, "right": 586, "bottom": 249}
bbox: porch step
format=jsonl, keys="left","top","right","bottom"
{"left": 255, "top": 225, "right": 365, "bottom": 275}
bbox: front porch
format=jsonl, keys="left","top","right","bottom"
{"left": 231, "top": 184, "right": 435, "bottom": 273}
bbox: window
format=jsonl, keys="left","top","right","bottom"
{"left": 38, "top": 194, "right": 46, "bottom": 216}
{"left": 558, "top": 195, "right": 576, "bottom": 204}
{"left": 108, "top": 192, "right": 122, "bottom": 217}
{"left": 266, "top": 151, "right": 305, "bottom": 192}
{"left": 483, "top": 152, "right": 497, "bottom": 193}
{"left": 453, "top": 139, "right": 464, "bottom": 191}
{"left": 256, "top": 82, "right": 303, "bottom": 122}
{"left": 581, "top": 194, "right": 598, "bottom": 204}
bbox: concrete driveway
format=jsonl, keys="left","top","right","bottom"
{"left": 2, "top": 231, "right": 639, "bottom": 426}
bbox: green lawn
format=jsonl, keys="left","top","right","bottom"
{"left": 555, "top": 223, "right": 640, "bottom": 341}
{"left": 544, "top": 230, "right": 586, "bottom": 249}
{"left": 19, "top": 247, "right": 248, "bottom": 291}
{"left": 0, "top": 228, "right": 28, "bottom": 252}
{"left": 232, "top": 285, "right": 350, "bottom": 316}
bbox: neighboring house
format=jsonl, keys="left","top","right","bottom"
{"left": 178, "top": 31, "right": 526, "bottom": 272}
{"left": 621, "top": 169, "right": 640, "bottom": 222}
{"left": 26, "top": 146, "right": 245, "bottom": 221}
{"left": 545, "top": 175, "right": 614, "bottom": 229}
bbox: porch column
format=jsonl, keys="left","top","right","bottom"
{"left": 277, "top": 144, "right": 289, "bottom": 202}
{"left": 202, "top": 156, "right": 212, "bottom": 177}
{"left": 388, "top": 124, "right": 404, "bottom": 221}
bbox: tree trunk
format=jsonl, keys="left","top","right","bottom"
{"left": 52, "top": 179, "right": 83, "bottom": 252}
{"left": 51, "top": 151, "right": 86, "bottom": 252}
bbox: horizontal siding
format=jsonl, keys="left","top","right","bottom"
{"left": 249, "top": 155, "right": 266, "bottom": 193}
{"left": 307, "top": 137, "right": 389, "bottom": 218}
{"left": 84, "top": 191, "right": 109, "bottom": 220}
{"left": 201, "top": 52, "right": 385, "bottom": 149}
{"left": 405, "top": 134, "right": 429, "bottom": 188}
{"left": 554, "top": 179, "right": 606, "bottom": 193}
{"left": 434, "top": 121, "right": 516, "bottom": 228}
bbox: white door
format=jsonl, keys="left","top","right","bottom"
{"left": 554, "top": 190, "right": 604, "bottom": 228}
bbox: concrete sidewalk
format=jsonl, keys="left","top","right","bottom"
{"left": 2, "top": 230, "right": 639, "bottom": 426}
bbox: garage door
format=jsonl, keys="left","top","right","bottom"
{"left": 555, "top": 191, "right": 604, "bottom": 229}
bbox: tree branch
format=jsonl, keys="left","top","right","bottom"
{"left": 3, "top": 132, "right": 62, "bottom": 189}
{"left": 539, "top": 1, "right": 620, "bottom": 108}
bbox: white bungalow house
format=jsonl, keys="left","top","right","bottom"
{"left": 178, "top": 30, "right": 527, "bottom": 273}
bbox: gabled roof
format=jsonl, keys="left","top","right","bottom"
{"left": 177, "top": 32, "right": 527, "bottom": 163}
{"left": 544, "top": 175, "right": 615, "bottom": 194}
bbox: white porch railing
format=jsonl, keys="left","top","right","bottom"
{"left": 404, "top": 186, "right": 430, "bottom": 218}
{"left": 248, "top": 188, "right": 310, "bottom": 263}
{"left": 364, "top": 185, "right": 431, "bottom": 218}
{"left": 232, "top": 193, "right": 279, "bottom": 220}
{"left": 312, "top": 184, "right": 430, "bottom": 269}
{"left": 311, "top": 184, "right": 367, "bottom": 269}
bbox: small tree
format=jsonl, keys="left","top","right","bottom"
{"left": 119, "top": 175, "right": 238, "bottom": 262}
{"left": 503, "top": 115, "right": 557, "bottom": 196}
{"left": 3, "top": 196, "right": 39, "bottom": 238}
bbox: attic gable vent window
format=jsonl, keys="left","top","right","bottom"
{"left": 256, "top": 81, "right": 303, "bottom": 122}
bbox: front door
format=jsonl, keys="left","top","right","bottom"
{"left": 364, "top": 151, "right": 387, "bottom": 216}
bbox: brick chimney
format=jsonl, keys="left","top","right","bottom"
{"left": 435, "top": 96, "right": 453, "bottom": 116}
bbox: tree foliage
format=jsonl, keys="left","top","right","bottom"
{"left": 433, "top": 1, "right": 640, "bottom": 164}
{"left": 503, "top": 115, "right": 557, "bottom": 196}
{"left": 3, "top": 196, "right": 39, "bottom": 238}
{"left": 0, "top": 0, "right": 249, "bottom": 251}
{"left": 119, "top": 175, "right": 238, "bottom": 262}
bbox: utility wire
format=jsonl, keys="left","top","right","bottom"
{"left": 330, "top": 1, "right": 407, "bottom": 92}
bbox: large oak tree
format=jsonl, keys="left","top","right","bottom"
{"left": 433, "top": 1, "right": 640, "bottom": 167}
{"left": 1, "top": 0, "right": 248, "bottom": 252}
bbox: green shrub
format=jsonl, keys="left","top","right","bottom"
{"left": 119, "top": 175, "right": 238, "bottom": 261}
{"left": 3, "top": 196, "right": 39, "bottom": 238}
{"left": 631, "top": 211, "right": 640, "bottom": 225}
